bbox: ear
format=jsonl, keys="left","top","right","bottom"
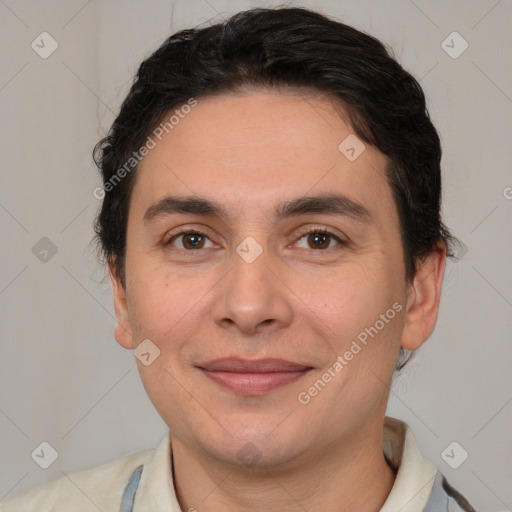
{"left": 109, "top": 259, "right": 134, "bottom": 350}
{"left": 401, "top": 244, "right": 447, "bottom": 351}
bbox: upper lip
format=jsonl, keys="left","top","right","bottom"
{"left": 198, "top": 358, "right": 312, "bottom": 373}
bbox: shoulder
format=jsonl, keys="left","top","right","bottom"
{"left": 0, "top": 448, "right": 154, "bottom": 512}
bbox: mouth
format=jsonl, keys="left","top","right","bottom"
{"left": 196, "top": 358, "right": 313, "bottom": 396}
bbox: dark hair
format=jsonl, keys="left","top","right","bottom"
{"left": 92, "top": 6, "right": 455, "bottom": 372}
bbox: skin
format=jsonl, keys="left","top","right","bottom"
{"left": 110, "top": 89, "right": 446, "bottom": 512}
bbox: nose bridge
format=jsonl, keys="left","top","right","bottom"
{"left": 212, "top": 234, "right": 293, "bottom": 334}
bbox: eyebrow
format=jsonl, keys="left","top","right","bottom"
{"left": 143, "top": 193, "right": 372, "bottom": 225}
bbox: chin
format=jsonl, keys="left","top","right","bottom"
{"left": 195, "top": 420, "right": 312, "bottom": 470}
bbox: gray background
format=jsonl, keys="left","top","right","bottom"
{"left": 0, "top": 0, "right": 511, "bottom": 510}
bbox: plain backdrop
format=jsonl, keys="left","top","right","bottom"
{"left": 0, "top": 1, "right": 511, "bottom": 510}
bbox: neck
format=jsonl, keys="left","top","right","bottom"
{"left": 170, "top": 416, "right": 396, "bottom": 512}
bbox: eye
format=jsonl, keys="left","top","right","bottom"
{"left": 164, "top": 227, "right": 346, "bottom": 252}
{"left": 294, "top": 228, "right": 346, "bottom": 250}
{"left": 165, "top": 230, "right": 216, "bottom": 250}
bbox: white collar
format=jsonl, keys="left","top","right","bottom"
{"left": 133, "top": 416, "right": 437, "bottom": 511}
{"left": 380, "top": 416, "right": 438, "bottom": 511}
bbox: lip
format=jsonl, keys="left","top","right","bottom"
{"left": 197, "top": 358, "right": 313, "bottom": 395}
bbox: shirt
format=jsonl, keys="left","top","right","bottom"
{"left": 0, "top": 416, "right": 476, "bottom": 511}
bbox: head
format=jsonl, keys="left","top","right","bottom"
{"left": 92, "top": 7, "right": 453, "bottom": 468}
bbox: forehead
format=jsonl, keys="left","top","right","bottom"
{"left": 130, "top": 90, "right": 393, "bottom": 222}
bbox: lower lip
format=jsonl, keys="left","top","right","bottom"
{"left": 199, "top": 369, "right": 311, "bottom": 395}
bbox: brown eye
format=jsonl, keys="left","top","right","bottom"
{"left": 295, "top": 228, "right": 345, "bottom": 250}
{"left": 307, "top": 232, "right": 331, "bottom": 249}
{"left": 166, "top": 230, "right": 213, "bottom": 250}
{"left": 182, "top": 233, "right": 205, "bottom": 249}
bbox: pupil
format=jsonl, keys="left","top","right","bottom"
{"left": 309, "top": 232, "right": 329, "bottom": 249}
{"left": 185, "top": 234, "right": 203, "bottom": 249}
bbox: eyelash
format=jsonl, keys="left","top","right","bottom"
{"left": 164, "top": 226, "right": 347, "bottom": 251}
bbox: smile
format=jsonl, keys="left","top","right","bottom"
{"left": 197, "top": 358, "right": 313, "bottom": 395}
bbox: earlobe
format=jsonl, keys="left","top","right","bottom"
{"left": 401, "top": 245, "right": 447, "bottom": 351}
{"left": 109, "top": 259, "right": 134, "bottom": 350}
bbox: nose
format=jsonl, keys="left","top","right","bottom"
{"left": 211, "top": 241, "right": 294, "bottom": 337}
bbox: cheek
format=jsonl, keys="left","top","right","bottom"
{"left": 315, "top": 260, "right": 397, "bottom": 320}
{"left": 310, "top": 260, "right": 405, "bottom": 363}
{"left": 124, "top": 264, "right": 223, "bottom": 403}
{"left": 126, "top": 263, "right": 207, "bottom": 339}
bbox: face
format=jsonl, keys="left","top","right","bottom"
{"left": 111, "top": 89, "right": 445, "bottom": 468}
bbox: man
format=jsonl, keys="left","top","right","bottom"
{"left": 1, "top": 6, "right": 476, "bottom": 512}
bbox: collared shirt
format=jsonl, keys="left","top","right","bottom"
{"left": 1, "top": 416, "right": 476, "bottom": 511}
